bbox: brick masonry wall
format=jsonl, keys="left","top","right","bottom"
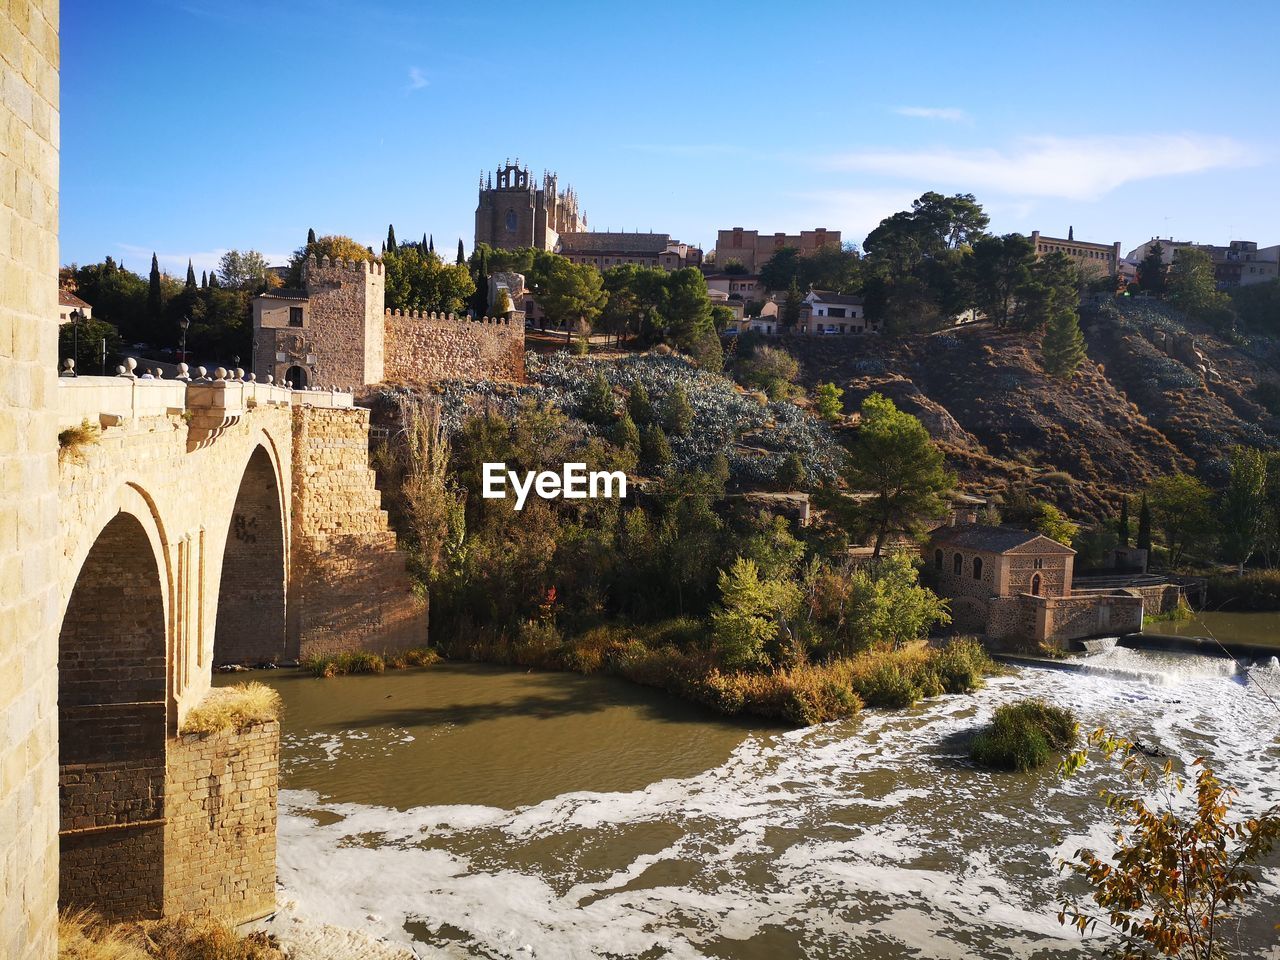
{"left": 0, "top": 2, "right": 61, "bottom": 956}
{"left": 214, "top": 447, "right": 287, "bottom": 664}
{"left": 384, "top": 310, "right": 525, "bottom": 384}
{"left": 164, "top": 705, "right": 278, "bottom": 922}
{"left": 289, "top": 406, "right": 427, "bottom": 656}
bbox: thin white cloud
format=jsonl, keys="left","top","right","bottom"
{"left": 785, "top": 188, "right": 926, "bottom": 244}
{"left": 894, "top": 106, "right": 971, "bottom": 124}
{"left": 406, "top": 66, "right": 428, "bottom": 92}
{"left": 818, "top": 134, "right": 1256, "bottom": 201}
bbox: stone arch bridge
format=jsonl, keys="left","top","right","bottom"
{"left": 54, "top": 375, "right": 425, "bottom": 921}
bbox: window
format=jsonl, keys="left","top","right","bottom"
{"left": 828, "top": 307, "right": 846, "bottom": 318}
{"left": 505, "top": 209, "right": 518, "bottom": 232}
{"left": 289, "top": 306, "right": 303, "bottom": 327}
{"left": 953, "top": 553, "right": 963, "bottom": 575}
{"left": 972, "top": 557, "right": 983, "bottom": 580}
{"left": 934, "top": 549, "right": 943, "bottom": 570}
{"left": 1033, "top": 557, "right": 1044, "bottom": 569}
{"left": 1030, "top": 573, "right": 1042, "bottom": 596}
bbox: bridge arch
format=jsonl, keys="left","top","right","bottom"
{"left": 214, "top": 442, "right": 289, "bottom": 664}
{"left": 58, "top": 506, "right": 169, "bottom": 918}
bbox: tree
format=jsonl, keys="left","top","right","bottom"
{"left": 1032, "top": 502, "right": 1079, "bottom": 546}
{"left": 1137, "top": 493, "right": 1152, "bottom": 552}
{"left": 969, "top": 233, "right": 1035, "bottom": 327}
{"left": 386, "top": 224, "right": 398, "bottom": 253}
{"left": 1147, "top": 473, "right": 1214, "bottom": 568}
{"left": 1169, "top": 247, "right": 1234, "bottom": 327}
{"left": 628, "top": 381, "right": 653, "bottom": 426}
{"left": 759, "top": 247, "right": 802, "bottom": 292}
{"left": 1059, "top": 731, "right": 1280, "bottom": 960}
{"left": 492, "top": 287, "right": 513, "bottom": 316}
{"left": 1137, "top": 241, "right": 1166, "bottom": 295}
{"left": 845, "top": 393, "right": 955, "bottom": 557}
{"left": 307, "top": 227, "right": 317, "bottom": 245}
{"left": 200, "top": 270, "right": 207, "bottom": 290}
{"left": 659, "top": 268, "right": 714, "bottom": 352}
{"left": 540, "top": 258, "right": 607, "bottom": 342}
{"left": 580, "top": 370, "right": 616, "bottom": 425}
{"left": 777, "top": 453, "right": 806, "bottom": 490}
{"left": 843, "top": 552, "right": 950, "bottom": 653}
{"left": 736, "top": 344, "right": 799, "bottom": 400}
{"left": 383, "top": 245, "right": 476, "bottom": 315}
{"left": 815, "top": 382, "right": 845, "bottom": 421}
{"left": 639, "top": 424, "right": 672, "bottom": 473}
{"left": 428, "top": 234, "right": 435, "bottom": 255}
{"left": 1116, "top": 497, "right": 1130, "bottom": 547}
{"left": 1219, "top": 446, "right": 1268, "bottom": 573}
{"left": 781, "top": 279, "right": 803, "bottom": 330}
{"left": 216, "top": 250, "right": 271, "bottom": 291}
{"left": 721, "top": 259, "right": 748, "bottom": 276}
{"left": 184, "top": 259, "right": 197, "bottom": 290}
{"left": 611, "top": 413, "right": 640, "bottom": 452}
{"left": 148, "top": 253, "right": 162, "bottom": 319}
{"left": 456, "top": 238, "right": 465, "bottom": 266}
{"left": 1041, "top": 305, "right": 1087, "bottom": 378}
{"left": 710, "top": 557, "right": 801, "bottom": 670}
{"left": 661, "top": 384, "right": 694, "bottom": 437}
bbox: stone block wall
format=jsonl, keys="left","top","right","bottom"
{"left": 0, "top": 2, "right": 61, "bottom": 956}
{"left": 384, "top": 310, "right": 525, "bottom": 384}
{"left": 164, "top": 709, "right": 278, "bottom": 922}
{"left": 300, "top": 256, "right": 385, "bottom": 387}
{"left": 289, "top": 406, "right": 427, "bottom": 656}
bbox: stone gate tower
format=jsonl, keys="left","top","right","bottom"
{"left": 474, "top": 160, "right": 585, "bottom": 252}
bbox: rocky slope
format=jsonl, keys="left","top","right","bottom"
{"left": 787, "top": 302, "right": 1280, "bottom": 521}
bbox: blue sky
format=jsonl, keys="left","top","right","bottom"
{"left": 61, "top": 0, "right": 1279, "bottom": 278}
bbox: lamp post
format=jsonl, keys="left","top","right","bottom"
{"left": 69, "top": 308, "right": 83, "bottom": 371}
{"left": 180, "top": 315, "right": 190, "bottom": 365}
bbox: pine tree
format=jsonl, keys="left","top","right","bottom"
{"left": 661, "top": 384, "right": 694, "bottom": 437}
{"left": 1117, "top": 497, "right": 1130, "bottom": 546}
{"left": 628, "top": 381, "right": 653, "bottom": 425}
{"left": 386, "top": 224, "right": 397, "bottom": 252}
{"left": 640, "top": 424, "right": 673, "bottom": 473}
{"left": 612, "top": 413, "right": 641, "bottom": 451}
{"left": 581, "top": 371, "right": 616, "bottom": 425}
{"left": 148, "top": 253, "right": 162, "bottom": 317}
{"left": 185, "top": 259, "right": 197, "bottom": 290}
{"left": 1042, "top": 308, "right": 1086, "bottom": 378}
{"left": 307, "top": 227, "right": 317, "bottom": 245}
{"left": 456, "top": 238, "right": 465, "bottom": 265}
{"left": 1137, "top": 493, "right": 1152, "bottom": 552}
{"left": 778, "top": 453, "right": 806, "bottom": 489}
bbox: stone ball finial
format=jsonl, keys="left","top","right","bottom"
{"left": 234, "top": 367, "right": 245, "bottom": 381}
{"left": 197, "top": 366, "right": 208, "bottom": 379}
{"left": 265, "top": 374, "right": 274, "bottom": 384}
{"left": 284, "top": 380, "right": 293, "bottom": 389}
{"left": 214, "top": 367, "right": 227, "bottom": 381}
{"left": 125, "top": 357, "right": 137, "bottom": 373}
{"left": 247, "top": 372, "right": 256, "bottom": 382}
{"left": 153, "top": 368, "right": 164, "bottom": 379}
{"left": 116, "top": 364, "right": 127, "bottom": 376}
{"left": 63, "top": 358, "right": 74, "bottom": 370}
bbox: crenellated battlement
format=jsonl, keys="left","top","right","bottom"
{"left": 304, "top": 254, "right": 385, "bottom": 277}
{"left": 383, "top": 308, "right": 518, "bottom": 327}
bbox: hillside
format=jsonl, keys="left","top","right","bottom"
{"left": 786, "top": 301, "right": 1280, "bottom": 521}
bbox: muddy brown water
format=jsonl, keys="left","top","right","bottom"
{"left": 219, "top": 655, "right": 1280, "bottom": 959}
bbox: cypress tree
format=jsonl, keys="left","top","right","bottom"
{"left": 1116, "top": 497, "right": 1130, "bottom": 546}
{"left": 661, "top": 384, "right": 694, "bottom": 437}
{"left": 469, "top": 247, "right": 489, "bottom": 316}
{"left": 640, "top": 424, "right": 673, "bottom": 473}
{"left": 612, "top": 413, "right": 641, "bottom": 451}
{"left": 386, "top": 224, "right": 397, "bottom": 252}
{"left": 628, "top": 381, "right": 653, "bottom": 425}
{"left": 1042, "top": 308, "right": 1086, "bottom": 378}
{"left": 185, "top": 259, "right": 197, "bottom": 290}
{"left": 200, "top": 270, "right": 207, "bottom": 289}
{"left": 148, "top": 253, "right": 162, "bottom": 317}
{"left": 421, "top": 232, "right": 428, "bottom": 251}
{"left": 1137, "top": 494, "right": 1152, "bottom": 552}
{"left": 307, "top": 227, "right": 317, "bottom": 245}
{"left": 208, "top": 270, "right": 219, "bottom": 289}
{"left": 428, "top": 234, "right": 435, "bottom": 255}
{"left": 456, "top": 238, "right": 465, "bottom": 265}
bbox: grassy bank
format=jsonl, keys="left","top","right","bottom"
{"left": 431, "top": 620, "right": 998, "bottom": 725}
{"left": 299, "top": 646, "right": 441, "bottom": 677}
{"left": 59, "top": 910, "right": 281, "bottom": 960}
{"left": 970, "top": 699, "right": 1078, "bottom": 772}
{"left": 1207, "top": 570, "right": 1280, "bottom": 612}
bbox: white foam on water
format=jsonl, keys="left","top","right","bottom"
{"left": 275, "top": 662, "right": 1280, "bottom": 959}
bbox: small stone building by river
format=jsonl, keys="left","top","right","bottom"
{"left": 928, "top": 524, "right": 1145, "bottom": 648}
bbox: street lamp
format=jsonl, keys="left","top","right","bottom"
{"left": 69, "top": 309, "right": 83, "bottom": 372}
{"left": 180, "top": 315, "right": 191, "bottom": 365}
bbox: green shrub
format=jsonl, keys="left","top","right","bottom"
{"left": 970, "top": 699, "right": 1077, "bottom": 772}
{"left": 1207, "top": 570, "right": 1280, "bottom": 611}
{"left": 300, "top": 651, "right": 387, "bottom": 677}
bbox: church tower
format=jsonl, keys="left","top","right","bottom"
{"left": 474, "top": 160, "right": 586, "bottom": 252}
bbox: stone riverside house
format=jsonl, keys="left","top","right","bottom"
{"left": 252, "top": 254, "right": 525, "bottom": 389}
{"left": 928, "top": 524, "right": 1145, "bottom": 647}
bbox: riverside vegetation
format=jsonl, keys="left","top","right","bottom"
{"left": 365, "top": 348, "right": 998, "bottom": 724}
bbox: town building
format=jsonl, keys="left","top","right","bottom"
{"left": 1031, "top": 227, "right": 1122, "bottom": 278}
{"left": 714, "top": 226, "right": 841, "bottom": 273}
{"left": 558, "top": 232, "right": 702, "bottom": 272}
{"left": 58, "top": 289, "right": 92, "bottom": 322}
{"left": 474, "top": 161, "right": 586, "bottom": 253}
{"left": 928, "top": 524, "right": 1144, "bottom": 647}
{"left": 737, "top": 289, "right": 877, "bottom": 336}
{"left": 1124, "top": 238, "right": 1280, "bottom": 289}
{"left": 704, "top": 272, "right": 762, "bottom": 305}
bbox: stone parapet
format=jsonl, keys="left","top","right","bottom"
{"left": 384, "top": 310, "right": 525, "bottom": 383}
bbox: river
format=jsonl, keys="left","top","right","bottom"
{"left": 221, "top": 656, "right": 1280, "bottom": 959}
{"left": 1146, "top": 609, "right": 1280, "bottom": 649}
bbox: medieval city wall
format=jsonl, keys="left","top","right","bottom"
{"left": 384, "top": 309, "right": 525, "bottom": 383}
{"left": 300, "top": 257, "right": 385, "bottom": 387}
{"left": 289, "top": 406, "right": 428, "bottom": 656}
{"left": 0, "top": 2, "right": 61, "bottom": 955}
